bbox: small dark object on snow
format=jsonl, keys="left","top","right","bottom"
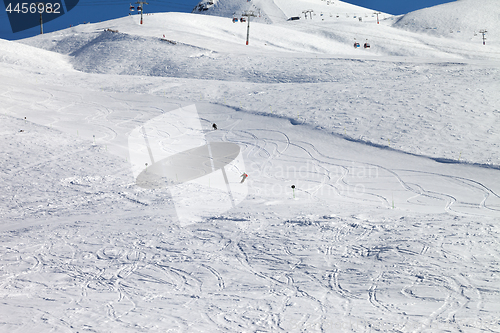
{"left": 291, "top": 185, "right": 295, "bottom": 189}
{"left": 212, "top": 123, "right": 218, "bottom": 130}
{"left": 241, "top": 173, "right": 248, "bottom": 183}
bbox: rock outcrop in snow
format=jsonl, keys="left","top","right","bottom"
{"left": 192, "top": 0, "right": 218, "bottom": 12}
{"left": 192, "top": 0, "right": 279, "bottom": 23}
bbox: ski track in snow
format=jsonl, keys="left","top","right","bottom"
{"left": 1, "top": 100, "right": 500, "bottom": 332}
{"left": 1, "top": 3, "right": 500, "bottom": 331}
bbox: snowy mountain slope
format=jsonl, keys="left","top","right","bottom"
{"left": 393, "top": 0, "right": 500, "bottom": 43}
{"left": 18, "top": 11, "right": 500, "bottom": 63}
{"left": 6, "top": 29, "right": 500, "bottom": 168}
{"left": 0, "top": 38, "right": 73, "bottom": 72}
{"left": 15, "top": 6, "right": 500, "bottom": 168}
{"left": 193, "top": 0, "right": 284, "bottom": 23}
{"left": 1, "top": 1, "right": 500, "bottom": 331}
{"left": 1, "top": 59, "right": 500, "bottom": 331}
{"left": 270, "top": 0, "right": 389, "bottom": 21}
{"left": 193, "top": 0, "right": 391, "bottom": 23}
{"left": 19, "top": 0, "right": 500, "bottom": 61}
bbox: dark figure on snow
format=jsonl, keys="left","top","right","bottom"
{"left": 212, "top": 123, "right": 218, "bottom": 130}
{"left": 240, "top": 173, "right": 248, "bottom": 183}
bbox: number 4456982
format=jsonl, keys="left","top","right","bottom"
{"left": 5, "top": 2, "right": 61, "bottom": 14}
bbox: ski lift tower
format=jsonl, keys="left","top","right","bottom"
{"left": 302, "top": 9, "right": 313, "bottom": 19}
{"left": 479, "top": 29, "right": 487, "bottom": 45}
{"left": 242, "top": 10, "right": 257, "bottom": 45}
{"left": 135, "top": 1, "right": 148, "bottom": 24}
{"left": 374, "top": 12, "right": 381, "bottom": 24}
{"left": 35, "top": 2, "right": 45, "bottom": 34}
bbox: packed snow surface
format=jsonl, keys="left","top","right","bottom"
{"left": 1, "top": 0, "right": 500, "bottom": 331}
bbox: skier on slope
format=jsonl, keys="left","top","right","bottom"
{"left": 240, "top": 172, "right": 248, "bottom": 183}
{"left": 212, "top": 123, "right": 218, "bottom": 130}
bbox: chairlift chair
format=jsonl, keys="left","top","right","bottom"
{"left": 364, "top": 42, "right": 370, "bottom": 49}
{"left": 129, "top": 4, "right": 134, "bottom": 11}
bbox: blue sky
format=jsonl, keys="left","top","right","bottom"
{"left": 1, "top": 0, "right": 455, "bottom": 40}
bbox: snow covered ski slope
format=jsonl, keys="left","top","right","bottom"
{"left": 193, "top": 0, "right": 391, "bottom": 23}
{"left": 1, "top": 0, "right": 500, "bottom": 331}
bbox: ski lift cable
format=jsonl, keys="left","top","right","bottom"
{"left": 80, "top": 0, "right": 192, "bottom": 10}
{"left": 80, "top": 3, "right": 192, "bottom": 11}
